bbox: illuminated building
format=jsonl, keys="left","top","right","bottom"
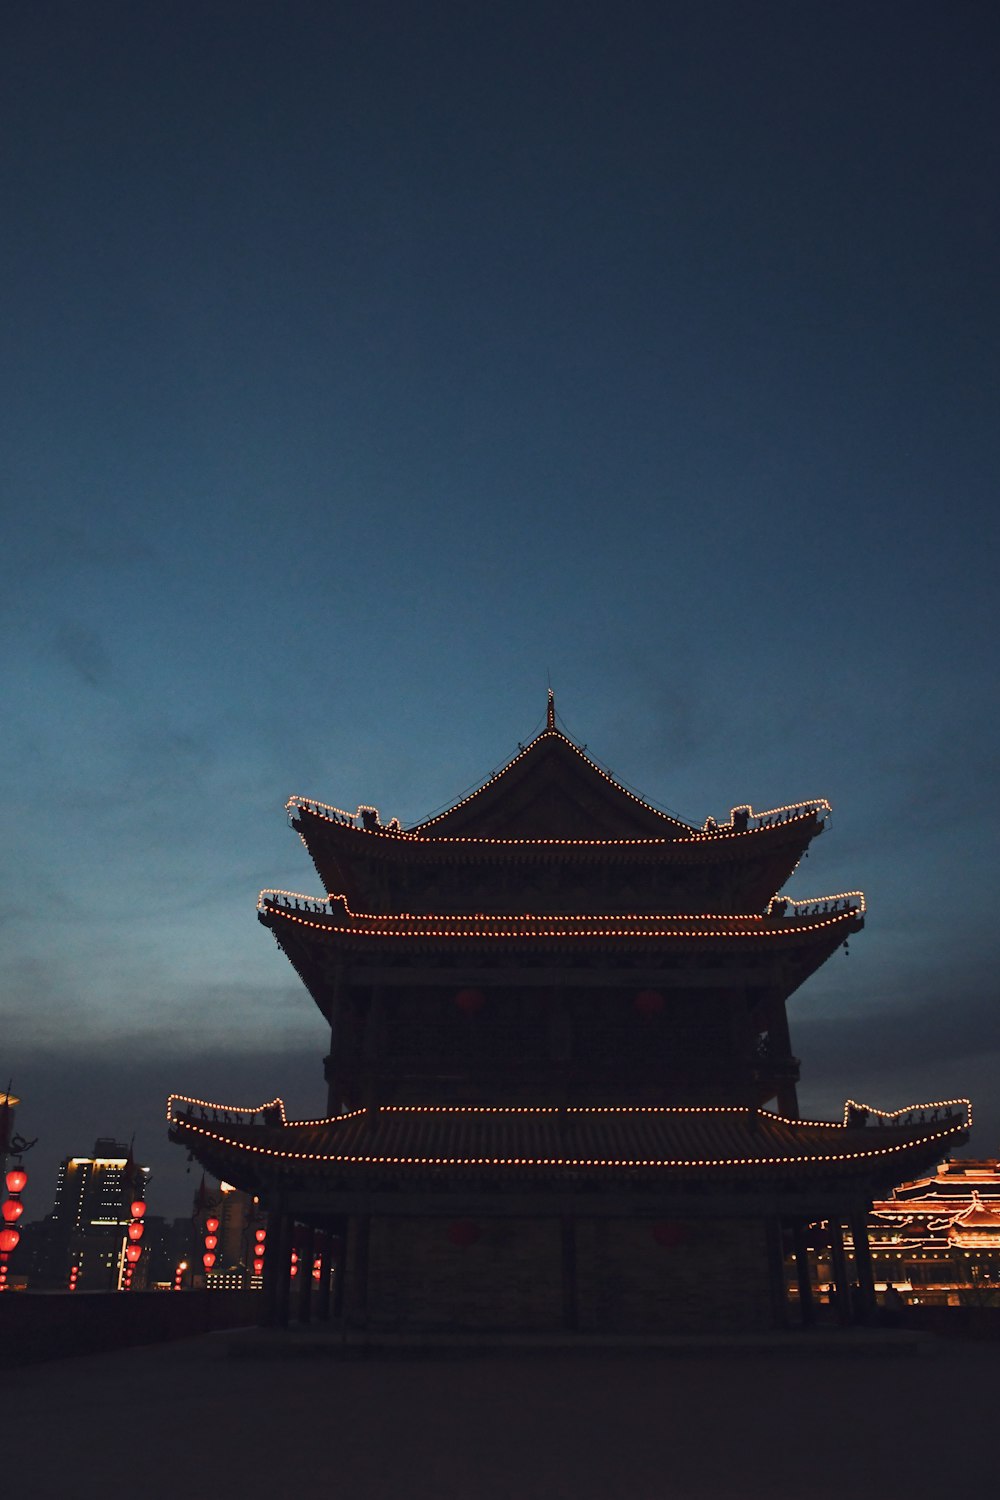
{"left": 842, "top": 1159, "right": 1000, "bottom": 1306}
{"left": 39, "top": 1140, "right": 150, "bottom": 1290}
{"left": 169, "top": 698, "right": 969, "bottom": 1334}
{"left": 193, "top": 1180, "right": 266, "bottom": 1291}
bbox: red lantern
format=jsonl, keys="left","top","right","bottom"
{"left": 454, "top": 987, "right": 485, "bottom": 1013}
{"left": 254, "top": 1228, "right": 267, "bottom": 1243}
{"left": 0, "top": 1228, "right": 20, "bottom": 1254}
{"left": 447, "top": 1220, "right": 481, "bottom": 1247}
{"left": 204, "top": 1234, "right": 218, "bottom": 1251}
{"left": 253, "top": 1258, "right": 265, "bottom": 1276}
{"left": 205, "top": 1217, "right": 220, "bottom": 1234}
{"left": 5, "top": 1168, "right": 27, "bottom": 1195}
{"left": 127, "top": 1222, "right": 144, "bottom": 1242}
{"left": 2, "top": 1198, "right": 24, "bottom": 1224}
{"left": 635, "top": 989, "right": 665, "bottom": 1017}
{"left": 202, "top": 1252, "right": 216, "bottom": 1269}
{"left": 125, "top": 1243, "right": 142, "bottom": 1264}
{"left": 130, "top": 1200, "right": 146, "bottom": 1219}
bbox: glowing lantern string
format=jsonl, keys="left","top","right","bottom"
{"left": 0, "top": 1166, "right": 27, "bottom": 1290}
{"left": 123, "top": 1192, "right": 145, "bottom": 1291}
{"left": 201, "top": 1211, "right": 222, "bottom": 1282}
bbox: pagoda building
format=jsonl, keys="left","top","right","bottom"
{"left": 169, "top": 697, "right": 969, "bottom": 1336}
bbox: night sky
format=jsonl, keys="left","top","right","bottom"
{"left": 4, "top": 2, "right": 998, "bottom": 1220}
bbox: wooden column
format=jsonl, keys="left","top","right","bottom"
{"left": 767, "top": 991, "right": 799, "bottom": 1118}
{"left": 274, "top": 1211, "right": 294, "bottom": 1330}
{"left": 560, "top": 1216, "right": 578, "bottom": 1331}
{"left": 765, "top": 1217, "right": 789, "bottom": 1329}
{"left": 346, "top": 1213, "right": 370, "bottom": 1329}
{"left": 325, "top": 966, "right": 344, "bottom": 1114}
{"left": 296, "top": 1225, "right": 314, "bottom": 1325}
{"left": 260, "top": 1205, "right": 285, "bottom": 1328}
{"left": 331, "top": 1230, "right": 346, "bottom": 1321}
{"left": 315, "top": 1229, "right": 333, "bottom": 1322}
{"left": 363, "top": 985, "right": 383, "bottom": 1115}
{"left": 792, "top": 1221, "right": 815, "bottom": 1327}
{"left": 828, "top": 1221, "right": 853, "bottom": 1326}
{"left": 850, "top": 1207, "right": 877, "bottom": 1326}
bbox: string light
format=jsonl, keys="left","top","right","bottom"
{"left": 168, "top": 1097, "right": 970, "bottom": 1170}
{"left": 256, "top": 890, "right": 864, "bottom": 942}
{"left": 288, "top": 797, "right": 828, "bottom": 846}
{"left": 412, "top": 730, "right": 695, "bottom": 832}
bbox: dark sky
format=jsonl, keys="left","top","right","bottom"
{"left": 3, "top": 1, "right": 998, "bottom": 1220}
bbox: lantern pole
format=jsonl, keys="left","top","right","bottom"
{"left": 122, "top": 1195, "right": 146, "bottom": 1291}
{"left": 1, "top": 1163, "right": 30, "bottom": 1293}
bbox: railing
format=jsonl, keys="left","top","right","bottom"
{"left": 843, "top": 1099, "right": 971, "bottom": 1130}
{"left": 766, "top": 892, "right": 865, "bottom": 920}
{"left": 257, "top": 890, "right": 337, "bottom": 916}
{"left": 702, "top": 799, "right": 831, "bottom": 834}
{"left": 167, "top": 1093, "right": 286, "bottom": 1128}
{"left": 286, "top": 797, "right": 403, "bottom": 833}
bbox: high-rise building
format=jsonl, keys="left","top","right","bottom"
{"left": 38, "top": 1139, "right": 150, "bottom": 1290}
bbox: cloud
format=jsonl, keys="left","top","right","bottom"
{"left": 52, "top": 620, "right": 113, "bottom": 688}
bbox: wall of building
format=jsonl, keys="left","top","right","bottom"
{"left": 356, "top": 1212, "right": 773, "bottom": 1334}
{"left": 575, "top": 1216, "right": 772, "bottom": 1334}
{"left": 364, "top": 1215, "right": 564, "bottom": 1331}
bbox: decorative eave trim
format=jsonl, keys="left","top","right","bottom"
{"left": 256, "top": 890, "right": 865, "bottom": 944}
{"left": 287, "top": 791, "right": 829, "bottom": 847}
{"left": 166, "top": 1097, "right": 971, "bottom": 1172}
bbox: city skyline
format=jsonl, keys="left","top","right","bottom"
{"left": 3, "top": 2, "right": 997, "bottom": 1219}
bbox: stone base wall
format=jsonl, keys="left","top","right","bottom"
{"left": 364, "top": 1215, "right": 564, "bottom": 1331}
{"left": 356, "top": 1213, "right": 773, "bottom": 1334}
{"left": 575, "top": 1216, "right": 771, "bottom": 1333}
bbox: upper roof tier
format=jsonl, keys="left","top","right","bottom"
{"left": 289, "top": 722, "right": 829, "bottom": 915}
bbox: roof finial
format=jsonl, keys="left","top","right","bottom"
{"left": 546, "top": 688, "right": 556, "bottom": 732}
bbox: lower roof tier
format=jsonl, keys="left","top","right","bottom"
{"left": 167, "top": 1094, "right": 969, "bottom": 1194}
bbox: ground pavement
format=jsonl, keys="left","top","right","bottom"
{"left": 4, "top": 1331, "right": 995, "bottom": 1500}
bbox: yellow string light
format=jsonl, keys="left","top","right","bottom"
{"left": 288, "top": 796, "right": 828, "bottom": 846}
{"left": 168, "top": 1100, "right": 970, "bottom": 1170}
{"left": 256, "top": 889, "right": 864, "bottom": 941}
{"left": 286, "top": 726, "right": 831, "bottom": 842}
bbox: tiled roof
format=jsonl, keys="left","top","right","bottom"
{"left": 259, "top": 894, "right": 863, "bottom": 951}
{"left": 167, "top": 1098, "right": 969, "bottom": 1183}
{"left": 292, "top": 804, "right": 820, "bottom": 861}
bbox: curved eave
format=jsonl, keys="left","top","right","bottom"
{"left": 168, "top": 1099, "right": 970, "bottom": 1189}
{"left": 292, "top": 805, "right": 822, "bottom": 859}
{"left": 259, "top": 898, "right": 863, "bottom": 953}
